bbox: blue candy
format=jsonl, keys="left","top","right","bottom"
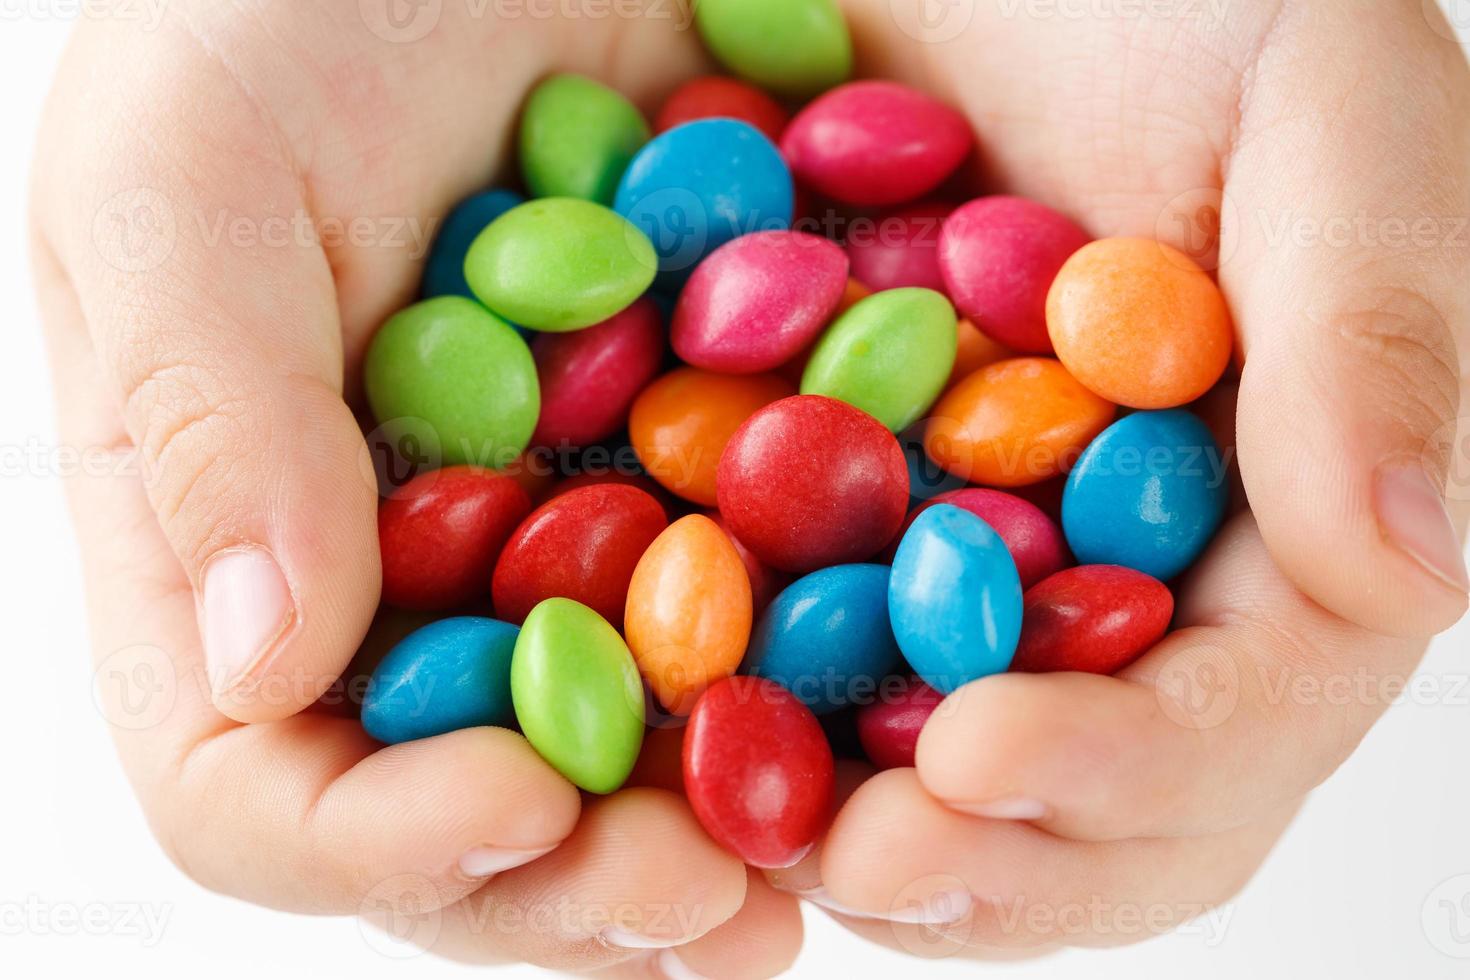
{"left": 422, "top": 189, "right": 524, "bottom": 300}
{"left": 744, "top": 564, "right": 903, "bottom": 714}
{"left": 888, "top": 504, "right": 1023, "bottom": 694}
{"left": 614, "top": 119, "right": 792, "bottom": 287}
{"left": 361, "top": 617, "right": 518, "bottom": 744}
{"left": 1061, "top": 409, "right": 1229, "bottom": 581}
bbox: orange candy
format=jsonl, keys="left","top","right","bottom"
{"left": 947, "top": 317, "right": 1012, "bottom": 391}
{"left": 1046, "top": 237, "right": 1232, "bottom": 409}
{"left": 924, "top": 357, "right": 1116, "bottom": 487}
{"left": 625, "top": 515, "right": 754, "bottom": 714}
{"left": 629, "top": 368, "right": 793, "bottom": 505}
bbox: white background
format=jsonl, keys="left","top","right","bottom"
{"left": 4, "top": 6, "right": 1470, "bottom": 978}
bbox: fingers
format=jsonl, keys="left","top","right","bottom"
{"left": 1223, "top": 1, "right": 1470, "bottom": 635}
{"left": 915, "top": 512, "right": 1427, "bottom": 842}
{"left": 33, "top": 24, "right": 380, "bottom": 720}
{"left": 649, "top": 870, "right": 803, "bottom": 980}
{"left": 819, "top": 768, "right": 1294, "bottom": 950}
{"left": 425, "top": 789, "right": 749, "bottom": 971}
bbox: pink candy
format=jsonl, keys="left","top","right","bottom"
{"left": 845, "top": 202, "right": 952, "bottom": 293}
{"left": 937, "top": 196, "right": 1090, "bottom": 353}
{"left": 672, "top": 231, "right": 850, "bottom": 373}
{"left": 781, "top": 81, "right": 972, "bottom": 207}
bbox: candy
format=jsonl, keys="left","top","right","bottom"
{"left": 672, "top": 231, "right": 849, "bottom": 373}
{"left": 364, "top": 296, "right": 538, "bottom": 468}
{"left": 465, "top": 198, "right": 656, "bottom": 332}
{"left": 519, "top": 74, "right": 650, "bottom": 205}
{"left": 655, "top": 76, "right": 790, "bottom": 142}
{"left": 1046, "top": 237, "right": 1233, "bottom": 408}
{"left": 1062, "top": 410, "right": 1229, "bottom": 580}
{"left": 1011, "top": 565, "right": 1173, "bottom": 675}
{"left": 947, "top": 317, "right": 1012, "bottom": 391}
{"left": 717, "top": 395, "right": 909, "bottom": 573}
{"left": 744, "top": 564, "right": 903, "bottom": 714}
{"left": 629, "top": 367, "right": 794, "bottom": 506}
{"left": 692, "top": 0, "right": 852, "bottom": 97}
{"left": 901, "top": 431, "right": 968, "bottom": 505}
{"left": 492, "top": 484, "right": 667, "bottom": 628}
{"left": 361, "top": 617, "right": 519, "bottom": 744}
{"left": 625, "top": 515, "right": 753, "bottom": 714}
{"left": 546, "top": 470, "right": 675, "bottom": 518}
{"left": 890, "top": 488, "right": 1070, "bottom": 588}
{"left": 378, "top": 466, "right": 531, "bottom": 610}
{"left": 421, "top": 189, "right": 524, "bottom": 300}
{"left": 706, "top": 510, "right": 792, "bottom": 615}
{"left": 511, "top": 598, "right": 645, "bottom": 793}
{"left": 781, "top": 82, "right": 972, "bottom": 207}
{"left": 531, "top": 296, "right": 664, "bottom": 449}
{"left": 854, "top": 676, "right": 944, "bottom": 770}
{"left": 614, "top": 119, "right": 792, "bottom": 284}
{"left": 938, "top": 196, "right": 1090, "bottom": 353}
{"left": 844, "top": 202, "right": 951, "bottom": 293}
{"left": 924, "top": 357, "right": 1115, "bottom": 486}
{"left": 683, "top": 675, "right": 835, "bottom": 867}
{"left": 801, "top": 287, "right": 958, "bottom": 432}
{"left": 889, "top": 504, "right": 1024, "bottom": 694}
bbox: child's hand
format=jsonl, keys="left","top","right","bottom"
{"left": 30, "top": 6, "right": 800, "bottom": 973}
{"left": 774, "top": 0, "right": 1470, "bottom": 956}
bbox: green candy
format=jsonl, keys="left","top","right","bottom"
{"left": 801, "top": 288, "right": 958, "bottom": 432}
{"left": 694, "top": 0, "right": 852, "bottom": 97}
{"left": 465, "top": 198, "right": 657, "bottom": 332}
{"left": 520, "top": 74, "right": 650, "bottom": 205}
{"left": 510, "top": 598, "right": 646, "bottom": 794}
{"left": 364, "top": 296, "right": 538, "bottom": 468}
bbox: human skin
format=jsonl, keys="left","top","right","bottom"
{"left": 28, "top": 0, "right": 1469, "bottom": 971}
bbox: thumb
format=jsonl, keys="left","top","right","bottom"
{"left": 35, "top": 42, "right": 381, "bottom": 722}
{"left": 1222, "top": 5, "right": 1469, "bottom": 637}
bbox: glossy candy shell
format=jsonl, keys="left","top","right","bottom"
{"left": 421, "top": 189, "right": 524, "bottom": 300}
{"left": 889, "top": 488, "right": 1070, "bottom": 589}
{"left": 692, "top": 0, "right": 853, "bottom": 97}
{"left": 519, "top": 74, "right": 650, "bottom": 205}
{"left": 655, "top": 76, "right": 790, "bottom": 142}
{"left": 1011, "top": 565, "right": 1173, "bottom": 675}
{"left": 855, "top": 677, "right": 944, "bottom": 770}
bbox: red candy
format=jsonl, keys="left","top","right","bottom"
{"left": 655, "top": 75, "right": 790, "bottom": 143}
{"left": 491, "top": 484, "right": 667, "bottom": 629}
{"left": 781, "top": 81, "right": 972, "bottom": 207}
{"left": 531, "top": 296, "right": 664, "bottom": 448}
{"left": 1011, "top": 565, "right": 1174, "bottom": 675}
{"left": 716, "top": 395, "right": 909, "bottom": 573}
{"left": 378, "top": 466, "right": 532, "bottom": 610}
{"left": 855, "top": 676, "right": 944, "bottom": 770}
{"left": 938, "top": 196, "right": 1090, "bottom": 353}
{"left": 672, "top": 231, "right": 850, "bottom": 373}
{"left": 705, "top": 509, "right": 792, "bottom": 614}
{"left": 844, "top": 202, "right": 951, "bottom": 293}
{"left": 889, "top": 488, "right": 1070, "bottom": 588}
{"left": 683, "top": 676, "right": 835, "bottom": 868}
{"left": 545, "top": 470, "right": 677, "bottom": 518}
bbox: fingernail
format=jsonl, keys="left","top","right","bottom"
{"left": 1374, "top": 462, "right": 1470, "bottom": 595}
{"left": 945, "top": 797, "right": 1049, "bottom": 821}
{"left": 796, "top": 886, "right": 880, "bottom": 920}
{"left": 201, "top": 546, "right": 295, "bottom": 694}
{"left": 657, "top": 948, "right": 709, "bottom": 980}
{"left": 885, "top": 888, "right": 973, "bottom": 925}
{"left": 457, "top": 845, "right": 554, "bottom": 879}
{"left": 600, "top": 927, "right": 686, "bottom": 950}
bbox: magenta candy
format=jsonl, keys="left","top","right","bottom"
{"left": 716, "top": 395, "right": 909, "bottom": 574}
{"left": 1011, "top": 565, "right": 1173, "bottom": 675}
{"left": 672, "top": 231, "right": 849, "bottom": 373}
{"left": 781, "top": 81, "right": 972, "bottom": 207}
{"left": 888, "top": 488, "right": 1070, "bottom": 589}
{"left": 855, "top": 676, "right": 943, "bottom": 770}
{"left": 845, "top": 202, "right": 952, "bottom": 293}
{"left": 937, "top": 196, "right": 1090, "bottom": 353}
{"left": 532, "top": 296, "right": 665, "bottom": 449}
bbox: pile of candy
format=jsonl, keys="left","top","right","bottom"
{"left": 357, "top": 0, "right": 1234, "bottom": 870}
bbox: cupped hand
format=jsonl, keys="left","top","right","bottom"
{"left": 778, "top": 0, "right": 1470, "bottom": 959}
{"left": 31, "top": 4, "right": 799, "bottom": 973}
